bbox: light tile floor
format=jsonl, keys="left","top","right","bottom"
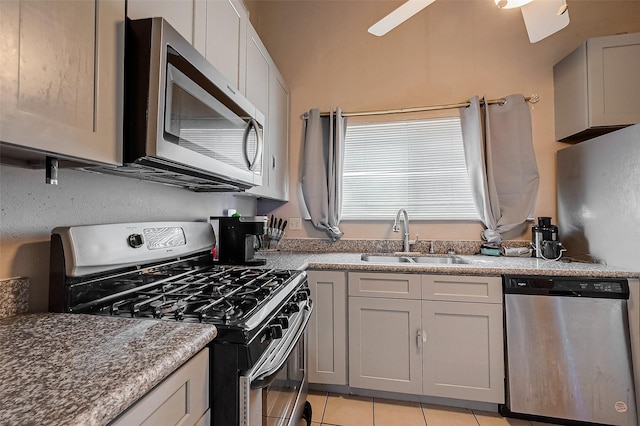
{"left": 306, "top": 391, "right": 560, "bottom": 426}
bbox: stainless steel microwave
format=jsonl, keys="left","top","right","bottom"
{"left": 91, "top": 17, "right": 264, "bottom": 192}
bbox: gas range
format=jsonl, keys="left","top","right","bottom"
{"left": 48, "top": 221, "right": 313, "bottom": 425}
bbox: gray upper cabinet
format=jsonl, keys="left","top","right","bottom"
{"left": 554, "top": 32, "right": 640, "bottom": 142}
{"left": 0, "top": 0, "right": 124, "bottom": 166}
{"left": 264, "top": 70, "right": 290, "bottom": 201}
{"left": 127, "top": 0, "right": 206, "bottom": 50}
{"left": 200, "top": 0, "right": 248, "bottom": 94}
{"left": 245, "top": 23, "right": 290, "bottom": 201}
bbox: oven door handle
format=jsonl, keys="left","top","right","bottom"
{"left": 249, "top": 301, "right": 313, "bottom": 389}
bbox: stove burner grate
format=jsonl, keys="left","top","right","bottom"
{"left": 89, "top": 266, "right": 300, "bottom": 325}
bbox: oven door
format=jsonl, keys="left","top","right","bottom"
{"left": 240, "top": 299, "right": 313, "bottom": 426}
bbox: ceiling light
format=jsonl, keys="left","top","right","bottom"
{"left": 495, "top": 0, "right": 535, "bottom": 9}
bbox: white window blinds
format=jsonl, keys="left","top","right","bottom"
{"left": 342, "top": 117, "right": 479, "bottom": 220}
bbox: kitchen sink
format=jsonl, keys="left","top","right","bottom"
{"left": 360, "top": 254, "right": 467, "bottom": 265}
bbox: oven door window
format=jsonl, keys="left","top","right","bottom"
{"left": 163, "top": 60, "right": 262, "bottom": 176}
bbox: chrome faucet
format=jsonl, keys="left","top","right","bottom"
{"left": 393, "top": 208, "right": 416, "bottom": 252}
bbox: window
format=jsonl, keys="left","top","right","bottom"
{"left": 341, "top": 116, "right": 479, "bottom": 220}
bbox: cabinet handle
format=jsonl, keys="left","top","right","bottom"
{"left": 416, "top": 329, "right": 422, "bottom": 350}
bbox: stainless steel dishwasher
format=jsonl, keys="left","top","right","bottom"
{"left": 500, "top": 275, "right": 638, "bottom": 426}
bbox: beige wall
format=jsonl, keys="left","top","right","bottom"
{"left": 246, "top": 0, "right": 640, "bottom": 242}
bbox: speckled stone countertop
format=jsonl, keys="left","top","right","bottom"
{"left": 0, "top": 277, "right": 29, "bottom": 318}
{"left": 0, "top": 313, "right": 217, "bottom": 426}
{"left": 258, "top": 251, "right": 640, "bottom": 278}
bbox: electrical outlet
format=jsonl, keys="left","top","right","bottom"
{"left": 289, "top": 217, "right": 302, "bottom": 230}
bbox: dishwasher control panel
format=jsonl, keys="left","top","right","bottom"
{"left": 504, "top": 276, "right": 629, "bottom": 299}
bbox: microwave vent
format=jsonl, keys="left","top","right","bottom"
{"left": 81, "top": 157, "right": 250, "bottom": 192}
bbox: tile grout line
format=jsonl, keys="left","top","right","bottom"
{"left": 419, "top": 402, "right": 428, "bottom": 426}
{"left": 318, "top": 391, "right": 327, "bottom": 424}
{"left": 471, "top": 409, "right": 481, "bottom": 426}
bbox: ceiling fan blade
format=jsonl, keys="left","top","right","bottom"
{"left": 368, "top": 0, "right": 436, "bottom": 37}
{"left": 521, "top": 0, "right": 570, "bottom": 43}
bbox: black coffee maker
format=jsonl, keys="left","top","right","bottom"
{"left": 217, "top": 216, "right": 267, "bottom": 265}
{"left": 531, "top": 216, "right": 563, "bottom": 259}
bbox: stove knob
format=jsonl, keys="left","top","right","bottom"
{"left": 285, "top": 302, "right": 300, "bottom": 314}
{"left": 295, "top": 290, "right": 309, "bottom": 302}
{"left": 127, "top": 234, "right": 144, "bottom": 248}
{"left": 268, "top": 324, "right": 283, "bottom": 339}
{"left": 275, "top": 316, "right": 289, "bottom": 329}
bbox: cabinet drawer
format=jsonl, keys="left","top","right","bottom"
{"left": 422, "top": 275, "right": 502, "bottom": 303}
{"left": 349, "top": 272, "right": 421, "bottom": 299}
{"left": 110, "top": 348, "right": 209, "bottom": 426}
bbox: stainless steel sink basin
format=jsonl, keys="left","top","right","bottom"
{"left": 411, "top": 256, "right": 467, "bottom": 264}
{"left": 360, "top": 255, "right": 414, "bottom": 263}
{"left": 360, "top": 254, "right": 467, "bottom": 265}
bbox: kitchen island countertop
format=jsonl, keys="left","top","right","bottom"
{"left": 259, "top": 251, "right": 640, "bottom": 278}
{"left": 0, "top": 313, "right": 216, "bottom": 426}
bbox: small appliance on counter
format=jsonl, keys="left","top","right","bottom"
{"left": 531, "top": 217, "right": 565, "bottom": 260}
{"left": 216, "top": 216, "right": 268, "bottom": 265}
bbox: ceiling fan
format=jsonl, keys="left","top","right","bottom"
{"left": 368, "top": 0, "right": 570, "bottom": 43}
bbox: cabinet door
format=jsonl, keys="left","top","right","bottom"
{"left": 245, "top": 24, "right": 269, "bottom": 116}
{"left": 349, "top": 297, "right": 422, "bottom": 394}
{"left": 587, "top": 33, "right": 640, "bottom": 128}
{"left": 0, "top": 0, "right": 123, "bottom": 165}
{"left": 265, "top": 70, "right": 290, "bottom": 201}
{"left": 422, "top": 301, "right": 504, "bottom": 403}
{"left": 249, "top": 65, "right": 290, "bottom": 201}
{"left": 554, "top": 32, "right": 640, "bottom": 141}
{"left": 127, "top": 0, "right": 202, "bottom": 46}
{"left": 202, "top": 0, "right": 247, "bottom": 93}
{"left": 110, "top": 348, "right": 209, "bottom": 425}
{"left": 307, "top": 270, "right": 348, "bottom": 385}
{"left": 244, "top": 23, "right": 269, "bottom": 188}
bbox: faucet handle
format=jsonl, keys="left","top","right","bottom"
{"left": 409, "top": 234, "right": 419, "bottom": 246}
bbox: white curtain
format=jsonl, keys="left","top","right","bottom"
{"left": 459, "top": 95, "right": 539, "bottom": 243}
{"left": 300, "top": 108, "right": 347, "bottom": 241}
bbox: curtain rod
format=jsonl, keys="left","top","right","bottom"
{"left": 314, "top": 94, "right": 540, "bottom": 118}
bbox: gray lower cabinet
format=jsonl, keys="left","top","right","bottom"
{"left": 0, "top": 0, "right": 123, "bottom": 166}
{"left": 420, "top": 275, "right": 504, "bottom": 403}
{"left": 346, "top": 272, "right": 504, "bottom": 404}
{"left": 307, "top": 270, "right": 348, "bottom": 385}
{"left": 348, "top": 272, "right": 423, "bottom": 394}
{"left": 422, "top": 301, "right": 504, "bottom": 403}
{"left": 110, "top": 348, "right": 210, "bottom": 426}
{"left": 349, "top": 296, "right": 423, "bottom": 394}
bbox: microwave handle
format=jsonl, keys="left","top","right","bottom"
{"left": 243, "top": 118, "right": 263, "bottom": 171}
